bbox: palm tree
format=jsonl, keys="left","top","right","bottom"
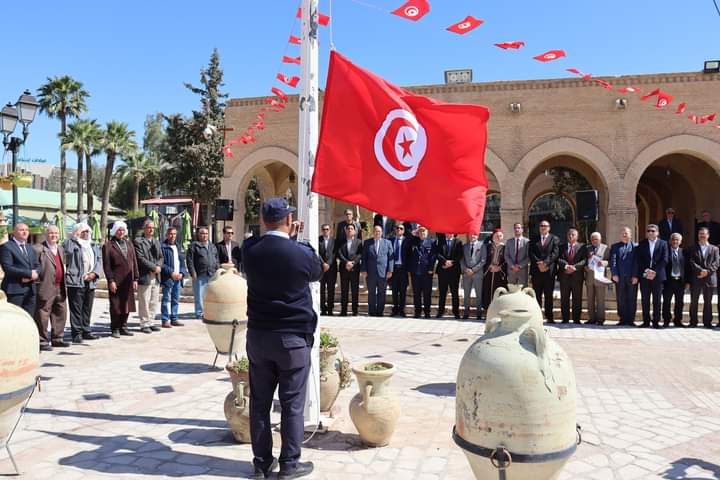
{"left": 61, "top": 119, "right": 99, "bottom": 220}
{"left": 116, "top": 153, "right": 150, "bottom": 212}
{"left": 37, "top": 76, "right": 89, "bottom": 216}
{"left": 143, "top": 154, "right": 168, "bottom": 199}
{"left": 84, "top": 122, "right": 104, "bottom": 215}
{"left": 101, "top": 121, "right": 137, "bottom": 238}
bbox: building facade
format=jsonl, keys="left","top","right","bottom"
{"left": 222, "top": 70, "right": 720, "bottom": 242}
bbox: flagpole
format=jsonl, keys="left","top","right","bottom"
{"left": 298, "top": 0, "right": 321, "bottom": 429}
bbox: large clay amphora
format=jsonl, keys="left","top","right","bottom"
{"left": 454, "top": 288, "right": 578, "bottom": 480}
{"left": 319, "top": 347, "right": 341, "bottom": 412}
{"left": 0, "top": 291, "right": 39, "bottom": 444}
{"left": 224, "top": 366, "right": 251, "bottom": 443}
{"left": 203, "top": 265, "right": 248, "bottom": 357}
{"left": 349, "top": 361, "right": 401, "bottom": 447}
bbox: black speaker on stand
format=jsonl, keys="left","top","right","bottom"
{"left": 575, "top": 190, "right": 598, "bottom": 221}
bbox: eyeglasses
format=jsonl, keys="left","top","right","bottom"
{"left": 321, "top": 228, "right": 330, "bottom": 231}
{"left": 225, "top": 231, "right": 234, "bottom": 235}
{"left": 647, "top": 229, "right": 657, "bottom": 233}
{"left": 396, "top": 227, "right": 404, "bottom": 230}
{"left": 540, "top": 224, "right": 550, "bottom": 228}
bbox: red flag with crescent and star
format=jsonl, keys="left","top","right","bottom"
{"left": 312, "top": 51, "right": 490, "bottom": 234}
{"left": 446, "top": 15, "right": 484, "bottom": 34}
{"left": 391, "top": 0, "right": 430, "bottom": 21}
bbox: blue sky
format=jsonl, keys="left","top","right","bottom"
{"left": 2, "top": 0, "right": 719, "bottom": 166}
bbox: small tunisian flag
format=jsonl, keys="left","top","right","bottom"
{"left": 312, "top": 52, "right": 490, "bottom": 234}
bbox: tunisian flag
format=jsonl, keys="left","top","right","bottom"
{"left": 312, "top": 52, "right": 490, "bottom": 234}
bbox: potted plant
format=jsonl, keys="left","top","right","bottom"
{"left": 224, "top": 356, "right": 251, "bottom": 443}
{"left": 226, "top": 356, "right": 249, "bottom": 389}
{"left": 319, "top": 330, "right": 352, "bottom": 412}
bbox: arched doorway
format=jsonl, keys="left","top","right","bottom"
{"left": 236, "top": 161, "right": 297, "bottom": 236}
{"left": 635, "top": 153, "right": 719, "bottom": 239}
{"left": 481, "top": 193, "right": 501, "bottom": 240}
{"left": 528, "top": 193, "right": 575, "bottom": 242}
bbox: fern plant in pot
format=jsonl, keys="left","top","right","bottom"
{"left": 319, "top": 330, "right": 352, "bottom": 412}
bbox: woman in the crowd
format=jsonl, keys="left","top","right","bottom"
{"left": 64, "top": 222, "right": 103, "bottom": 344}
{"left": 102, "top": 221, "right": 139, "bottom": 338}
{"left": 482, "top": 228, "right": 508, "bottom": 310}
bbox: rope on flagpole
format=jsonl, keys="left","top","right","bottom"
{"left": 713, "top": 0, "right": 720, "bottom": 17}
{"left": 328, "top": 0, "right": 336, "bottom": 51}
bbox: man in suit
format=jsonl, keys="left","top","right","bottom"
{"left": 362, "top": 225, "right": 394, "bottom": 316}
{"left": 658, "top": 207, "right": 683, "bottom": 242}
{"left": 408, "top": 226, "right": 436, "bottom": 318}
{"left": 461, "top": 233, "right": 486, "bottom": 319}
{"left": 334, "top": 208, "right": 362, "bottom": 248}
{"left": 695, "top": 210, "right": 720, "bottom": 245}
{"left": 557, "top": 228, "right": 587, "bottom": 324}
{"left": 529, "top": 220, "right": 560, "bottom": 323}
{"left": 505, "top": 223, "right": 529, "bottom": 287}
{"left": 0, "top": 223, "right": 40, "bottom": 316}
{"left": 435, "top": 233, "right": 463, "bottom": 318}
{"left": 318, "top": 224, "right": 337, "bottom": 315}
{"left": 687, "top": 227, "right": 720, "bottom": 328}
{"left": 134, "top": 219, "right": 164, "bottom": 333}
{"left": 662, "top": 233, "right": 687, "bottom": 328}
{"left": 242, "top": 197, "right": 322, "bottom": 479}
{"left": 337, "top": 223, "right": 362, "bottom": 316}
{"left": 633, "top": 224, "right": 669, "bottom": 328}
{"left": 373, "top": 213, "right": 396, "bottom": 238}
{"left": 390, "top": 224, "right": 412, "bottom": 316}
{"left": 33, "top": 225, "right": 68, "bottom": 351}
{"left": 584, "top": 232, "right": 610, "bottom": 325}
{"left": 216, "top": 225, "right": 241, "bottom": 270}
{"left": 610, "top": 226, "right": 639, "bottom": 326}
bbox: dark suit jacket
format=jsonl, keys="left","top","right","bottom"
{"left": 557, "top": 242, "right": 588, "bottom": 280}
{"left": 0, "top": 239, "right": 41, "bottom": 296}
{"left": 337, "top": 238, "right": 363, "bottom": 272}
{"left": 695, "top": 221, "right": 720, "bottom": 245}
{"left": 529, "top": 234, "right": 560, "bottom": 276}
{"left": 216, "top": 240, "right": 241, "bottom": 270}
{"left": 434, "top": 234, "right": 462, "bottom": 274}
{"left": 160, "top": 241, "right": 189, "bottom": 287}
{"left": 664, "top": 247, "right": 687, "bottom": 282}
{"left": 390, "top": 235, "right": 412, "bottom": 268}
{"left": 362, "top": 238, "right": 394, "bottom": 278}
{"left": 633, "top": 239, "right": 669, "bottom": 282}
{"left": 334, "top": 220, "right": 362, "bottom": 248}
{"left": 687, "top": 243, "right": 720, "bottom": 287}
{"left": 658, "top": 218, "right": 683, "bottom": 241}
{"left": 134, "top": 236, "right": 163, "bottom": 285}
{"left": 318, "top": 236, "right": 336, "bottom": 270}
{"left": 33, "top": 241, "right": 66, "bottom": 301}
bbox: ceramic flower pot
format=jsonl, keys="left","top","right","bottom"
{"left": 223, "top": 379, "right": 251, "bottom": 443}
{"left": 202, "top": 265, "right": 248, "bottom": 358}
{"left": 349, "top": 361, "right": 401, "bottom": 447}
{"left": 319, "top": 346, "right": 340, "bottom": 412}
{"left": 454, "top": 289, "right": 578, "bottom": 480}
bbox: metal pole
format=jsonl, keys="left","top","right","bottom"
{"left": 298, "top": 0, "right": 321, "bottom": 428}
{"left": 11, "top": 139, "right": 19, "bottom": 228}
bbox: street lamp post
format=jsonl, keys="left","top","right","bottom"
{"left": 0, "top": 90, "right": 39, "bottom": 227}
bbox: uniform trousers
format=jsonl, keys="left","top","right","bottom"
{"left": 35, "top": 287, "right": 66, "bottom": 345}
{"left": 137, "top": 278, "right": 160, "bottom": 327}
{"left": 391, "top": 265, "right": 409, "bottom": 315}
{"left": 247, "top": 329, "right": 312, "bottom": 471}
{"left": 67, "top": 285, "right": 95, "bottom": 337}
{"left": 662, "top": 278, "right": 685, "bottom": 326}
{"left": 690, "top": 282, "right": 714, "bottom": 327}
{"left": 411, "top": 273, "right": 433, "bottom": 317}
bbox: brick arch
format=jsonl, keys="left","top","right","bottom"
{"left": 623, "top": 134, "right": 720, "bottom": 198}
{"left": 485, "top": 147, "right": 509, "bottom": 187}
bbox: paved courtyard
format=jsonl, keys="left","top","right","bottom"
{"left": 2, "top": 298, "right": 720, "bottom": 479}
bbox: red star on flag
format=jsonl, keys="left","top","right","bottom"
{"left": 398, "top": 133, "right": 414, "bottom": 158}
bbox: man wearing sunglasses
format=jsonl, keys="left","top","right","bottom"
{"left": 633, "top": 224, "right": 669, "bottom": 328}
{"left": 216, "top": 226, "right": 241, "bottom": 271}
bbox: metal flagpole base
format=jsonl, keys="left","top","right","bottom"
{"left": 1, "top": 376, "right": 41, "bottom": 475}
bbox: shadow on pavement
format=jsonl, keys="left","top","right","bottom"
{"left": 25, "top": 408, "right": 226, "bottom": 429}
{"left": 660, "top": 457, "right": 720, "bottom": 479}
{"left": 303, "top": 430, "right": 365, "bottom": 451}
{"left": 140, "top": 362, "right": 211, "bottom": 374}
{"left": 168, "top": 427, "right": 235, "bottom": 447}
{"left": 34, "top": 430, "right": 253, "bottom": 477}
{"left": 412, "top": 382, "right": 456, "bottom": 397}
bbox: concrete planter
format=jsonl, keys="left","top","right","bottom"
{"left": 349, "top": 361, "right": 400, "bottom": 447}
{"left": 454, "top": 287, "right": 578, "bottom": 479}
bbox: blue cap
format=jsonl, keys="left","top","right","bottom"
{"left": 261, "top": 197, "right": 297, "bottom": 223}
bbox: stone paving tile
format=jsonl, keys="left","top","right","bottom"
{"left": 2, "top": 299, "right": 720, "bottom": 479}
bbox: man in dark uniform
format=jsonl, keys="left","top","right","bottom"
{"left": 409, "top": 226, "right": 436, "bottom": 318}
{"left": 242, "top": 197, "right": 323, "bottom": 479}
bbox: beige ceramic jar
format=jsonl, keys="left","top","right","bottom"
{"left": 319, "top": 346, "right": 341, "bottom": 412}
{"left": 454, "top": 288, "right": 578, "bottom": 479}
{"left": 349, "top": 361, "right": 400, "bottom": 447}
{"left": 202, "top": 265, "right": 248, "bottom": 358}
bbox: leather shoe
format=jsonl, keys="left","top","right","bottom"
{"left": 111, "top": 330, "right": 121, "bottom": 338}
{"left": 51, "top": 340, "right": 70, "bottom": 348}
{"left": 82, "top": 332, "right": 98, "bottom": 340}
{"left": 462, "top": 313, "right": 470, "bottom": 319}
{"left": 141, "top": 327, "right": 152, "bottom": 334}
{"left": 171, "top": 320, "right": 184, "bottom": 327}
{"left": 119, "top": 328, "right": 134, "bottom": 336}
{"left": 251, "top": 458, "right": 278, "bottom": 479}
{"left": 39, "top": 344, "right": 53, "bottom": 352}
{"left": 150, "top": 325, "right": 162, "bottom": 331}
{"left": 72, "top": 336, "right": 83, "bottom": 344}
{"left": 278, "top": 461, "right": 314, "bottom": 479}
{"left": 161, "top": 322, "right": 172, "bottom": 328}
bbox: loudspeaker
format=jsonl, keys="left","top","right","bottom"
{"left": 575, "top": 190, "right": 598, "bottom": 221}
{"left": 215, "top": 199, "right": 234, "bottom": 221}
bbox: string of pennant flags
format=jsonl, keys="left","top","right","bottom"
{"left": 224, "top": 0, "right": 718, "bottom": 157}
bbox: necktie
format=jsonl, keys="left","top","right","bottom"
{"left": 515, "top": 238, "right": 520, "bottom": 263}
{"left": 19, "top": 243, "right": 27, "bottom": 257}
{"left": 568, "top": 244, "right": 574, "bottom": 262}
{"left": 541, "top": 236, "right": 546, "bottom": 246}
{"left": 395, "top": 239, "right": 401, "bottom": 262}
{"left": 470, "top": 243, "right": 475, "bottom": 258}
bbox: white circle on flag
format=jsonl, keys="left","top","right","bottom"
{"left": 404, "top": 6, "right": 419, "bottom": 17}
{"left": 458, "top": 21, "right": 472, "bottom": 29}
{"left": 374, "top": 109, "right": 427, "bottom": 181}
{"left": 545, "top": 53, "right": 556, "bottom": 60}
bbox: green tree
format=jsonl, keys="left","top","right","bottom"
{"left": 84, "top": 122, "right": 105, "bottom": 215}
{"left": 101, "top": 121, "right": 138, "bottom": 238}
{"left": 162, "top": 49, "right": 228, "bottom": 206}
{"left": 61, "top": 119, "right": 100, "bottom": 220}
{"left": 37, "top": 76, "right": 90, "bottom": 216}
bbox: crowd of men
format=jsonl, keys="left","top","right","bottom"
{"left": 317, "top": 207, "right": 720, "bottom": 328}
{"left": 0, "top": 220, "right": 242, "bottom": 352}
